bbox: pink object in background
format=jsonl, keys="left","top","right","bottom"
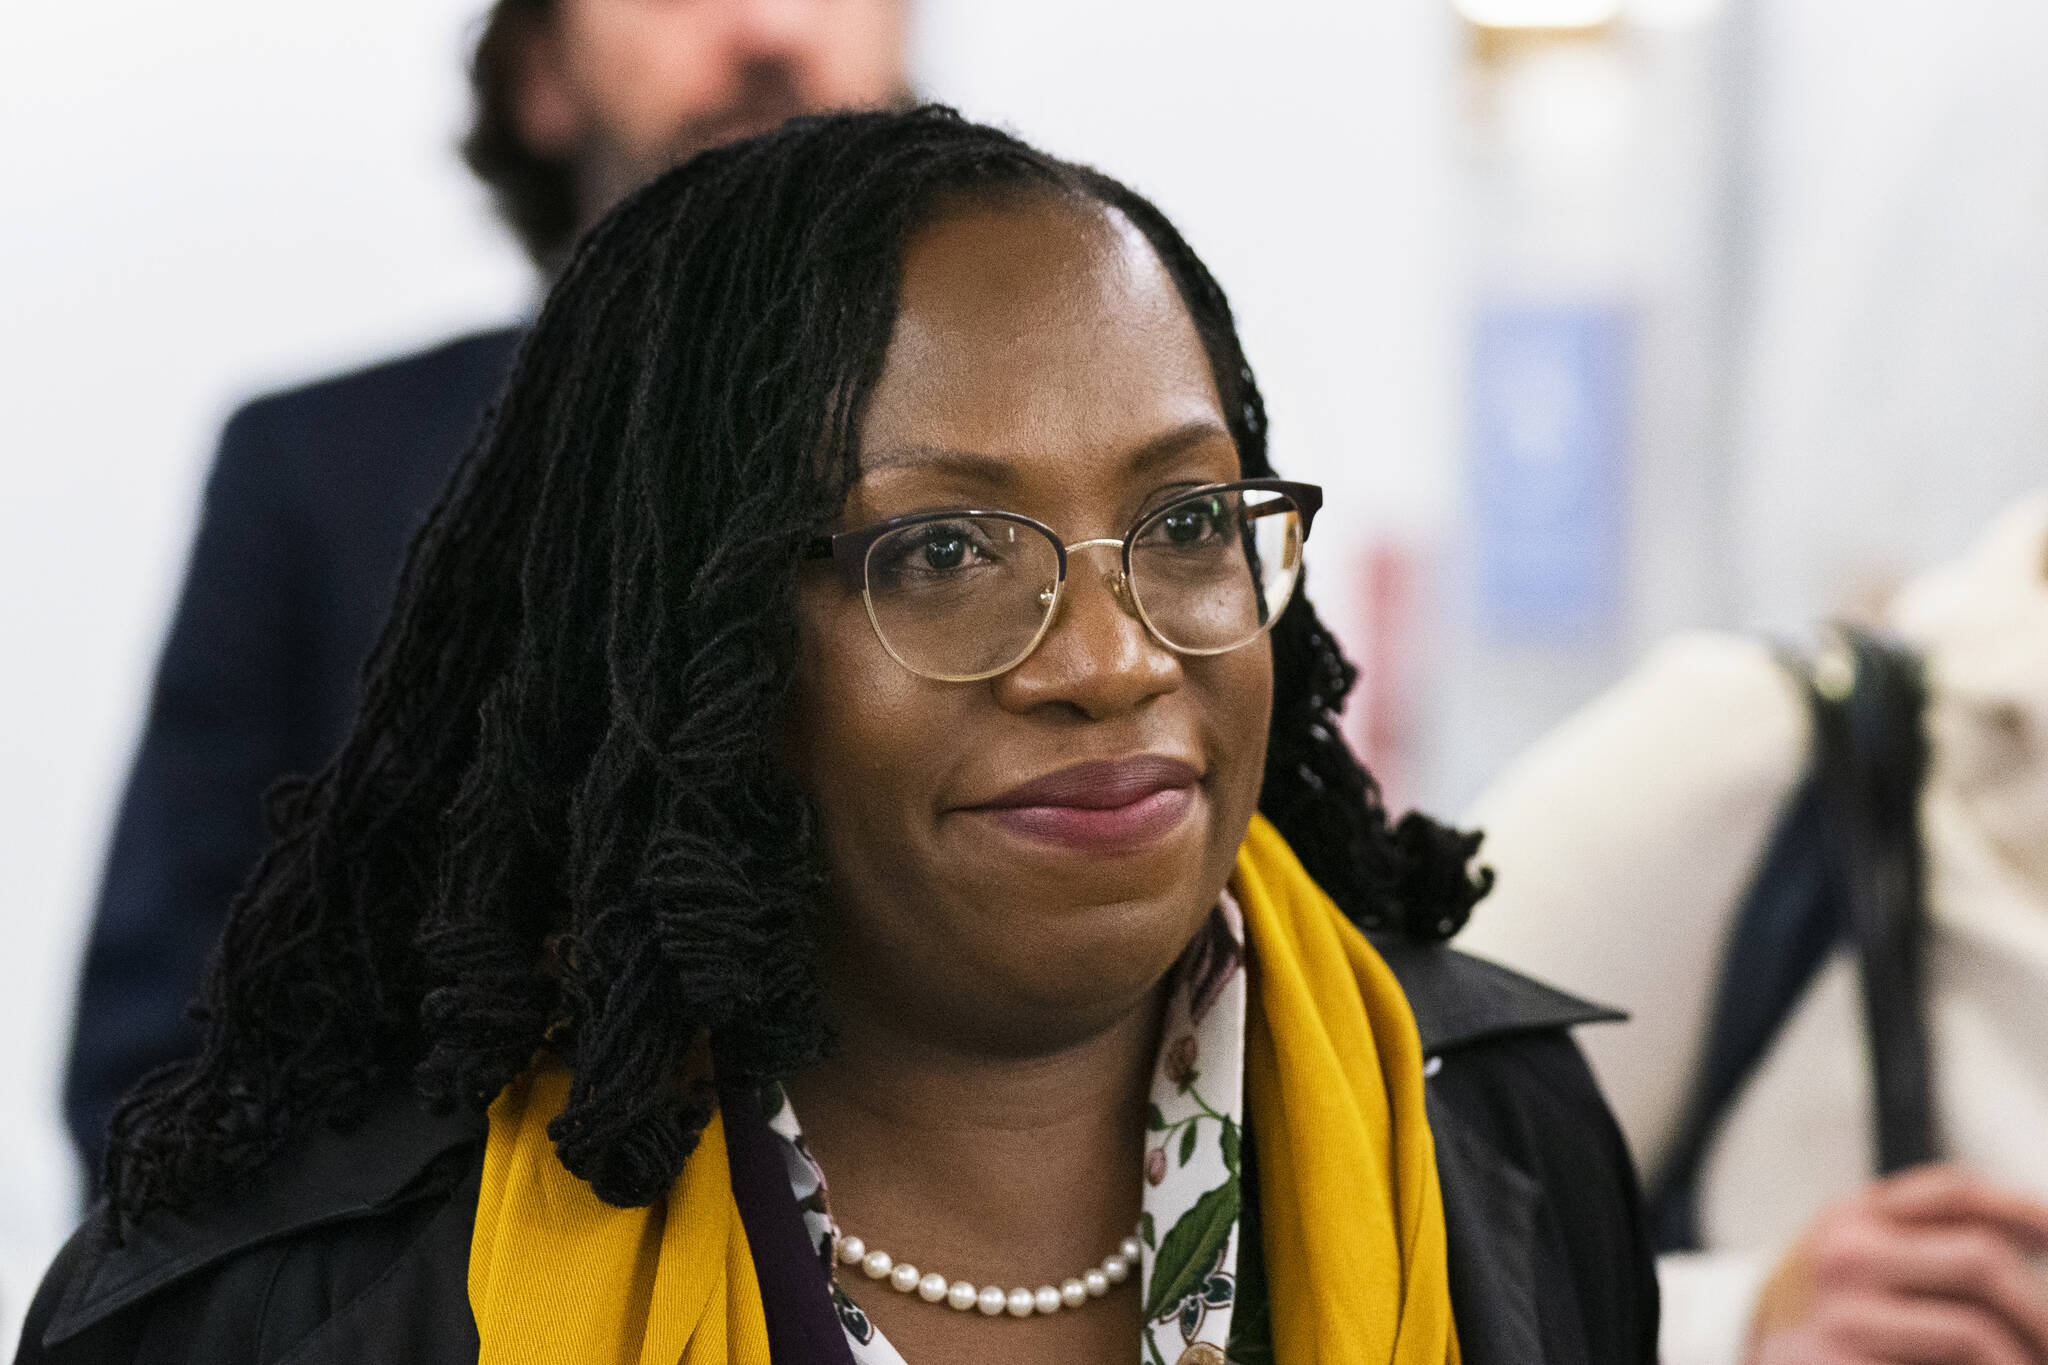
{"left": 1352, "top": 541, "right": 1426, "bottom": 816}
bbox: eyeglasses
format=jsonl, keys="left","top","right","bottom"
{"left": 805, "top": 479, "right": 1322, "bottom": 682}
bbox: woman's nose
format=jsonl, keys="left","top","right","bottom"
{"left": 993, "top": 542, "right": 1182, "bottom": 718}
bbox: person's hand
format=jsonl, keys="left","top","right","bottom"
{"left": 1745, "top": 1166, "right": 2048, "bottom": 1364}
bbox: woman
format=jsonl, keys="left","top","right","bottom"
{"left": 21, "top": 108, "right": 1655, "bottom": 1365}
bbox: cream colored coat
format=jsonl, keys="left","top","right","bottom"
{"left": 1458, "top": 495, "right": 2048, "bottom": 1365}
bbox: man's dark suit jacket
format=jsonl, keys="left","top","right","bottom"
{"left": 64, "top": 327, "right": 524, "bottom": 1174}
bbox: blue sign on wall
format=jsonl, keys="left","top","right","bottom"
{"left": 1468, "top": 301, "right": 1631, "bottom": 641}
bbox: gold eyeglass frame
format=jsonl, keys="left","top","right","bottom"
{"left": 801, "top": 478, "right": 1324, "bottom": 683}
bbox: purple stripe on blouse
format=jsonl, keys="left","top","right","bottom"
{"left": 720, "top": 1080, "right": 859, "bottom": 1365}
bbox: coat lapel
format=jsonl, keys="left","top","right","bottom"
{"left": 1370, "top": 939, "right": 1623, "bottom": 1053}
{"left": 1379, "top": 940, "right": 1623, "bottom": 1365}
{"left": 1427, "top": 1090, "right": 1547, "bottom": 1365}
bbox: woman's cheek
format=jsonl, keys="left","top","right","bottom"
{"left": 1209, "top": 646, "right": 1273, "bottom": 809}
{"left": 793, "top": 607, "right": 960, "bottom": 845}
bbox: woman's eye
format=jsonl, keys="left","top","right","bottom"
{"left": 1157, "top": 499, "right": 1226, "bottom": 544}
{"left": 921, "top": 533, "right": 969, "bottom": 570}
{"left": 871, "top": 520, "right": 997, "bottom": 581}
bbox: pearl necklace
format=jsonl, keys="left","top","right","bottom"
{"left": 831, "top": 1223, "right": 1144, "bottom": 1320}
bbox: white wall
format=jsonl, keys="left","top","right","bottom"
{"left": 0, "top": 0, "right": 1460, "bottom": 1335}
{"left": 0, "top": 0, "right": 533, "bottom": 1334}
{"left": 1730, "top": 0, "right": 2048, "bottom": 632}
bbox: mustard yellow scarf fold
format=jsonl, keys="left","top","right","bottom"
{"left": 1237, "top": 814, "right": 1461, "bottom": 1364}
{"left": 468, "top": 1072, "right": 771, "bottom": 1364}
{"left": 468, "top": 815, "right": 1458, "bottom": 1363}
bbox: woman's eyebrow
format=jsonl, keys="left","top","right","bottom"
{"left": 861, "top": 420, "right": 1234, "bottom": 486}
{"left": 861, "top": 444, "right": 1015, "bottom": 485}
{"left": 1121, "top": 419, "right": 1235, "bottom": 477}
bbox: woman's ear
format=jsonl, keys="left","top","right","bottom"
{"left": 510, "top": 14, "right": 587, "bottom": 159}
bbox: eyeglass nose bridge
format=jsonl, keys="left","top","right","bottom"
{"left": 1058, "top": 536, "right": 1137, "bottom": 617}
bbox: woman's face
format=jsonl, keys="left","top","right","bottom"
{"left": 788, "top": 197, "right": 1273, "bottom": 1056}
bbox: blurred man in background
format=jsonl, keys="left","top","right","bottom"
{"left": 64, "top": 0, "right": 910, "bottom": 1179}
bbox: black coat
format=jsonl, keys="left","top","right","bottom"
{"left": 64, "top": 329, "right": 523, "bottom": 1174}
{"left": 21, "top": 945, "right": 1659, "bottom": 1365}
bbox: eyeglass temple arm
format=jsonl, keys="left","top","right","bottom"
{"left": 801, "top": 532, "right": 875, "bottom": 592}
{"left": 1240, "top": 481, "right": 1322, "bottom": 539}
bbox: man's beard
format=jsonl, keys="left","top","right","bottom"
{"left": 578, "top": 58, "right": 812, "bottom": 231}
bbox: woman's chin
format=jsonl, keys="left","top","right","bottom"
{"left": 941, "top": 882, "right": 1218, "bottom": 1043}
{"left": 932, "top": 937, "right": 1188, "bottom": 1058}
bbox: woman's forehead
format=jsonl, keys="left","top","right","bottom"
{"left": 853, "top": 197, "right": 1230, "bottom": 511}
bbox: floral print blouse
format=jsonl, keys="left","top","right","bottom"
{"left": 761, "top": 895, "right": 1259, "bottom": 1365}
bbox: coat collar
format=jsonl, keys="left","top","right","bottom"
{"left": 1370, "top": 936, "right": 1624, "bottom": 1055}
{"left": 42, "top": 1085, "right": 483, "bottom": 1348}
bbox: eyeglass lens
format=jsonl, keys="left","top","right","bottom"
{"left": 1128, "top": 486, "right": 1303, "bottom": 654}
{"left": 860, "top": 487, "right": 1305, "bottom": 682}
{"left": 862, "top": 516, "right": 1063, "bottom": 680}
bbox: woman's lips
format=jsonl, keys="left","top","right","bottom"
{"left": 968, "top": 756, "right": 1202, "bottom": 852}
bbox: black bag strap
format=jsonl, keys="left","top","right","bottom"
{"left": 1815, "top": 630, "right": 1939, "bottom": 1174}
{"left": 1647, "top": 627, "right": 1936, "bottom": 1252}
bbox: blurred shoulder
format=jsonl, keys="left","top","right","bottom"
{"left": 1459, "top": 631, "right": 1812, "bottom": 956}
{"left": 1471, "top": 631, "right": 1810, "bottom": 835}
{"left": 219, "top": 326, "right": 524, "bottom": 460}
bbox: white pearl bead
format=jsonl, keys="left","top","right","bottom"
{"left": 829, "top": 1225, "right": 1142, "bottom": 1318}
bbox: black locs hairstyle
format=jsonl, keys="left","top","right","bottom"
{"left": 107, "top": 107, "right": 1492, "bottom": 1222}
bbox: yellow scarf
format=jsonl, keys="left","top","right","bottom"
{"left": 1238, "top": 813, "right": 1461, "bottom": 1364}
{"left": 467, "top": 1076, "right": 770, "bottom": 1364}
{"left": 468, "top": 815, "right": 1459, "bottom": 1363}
